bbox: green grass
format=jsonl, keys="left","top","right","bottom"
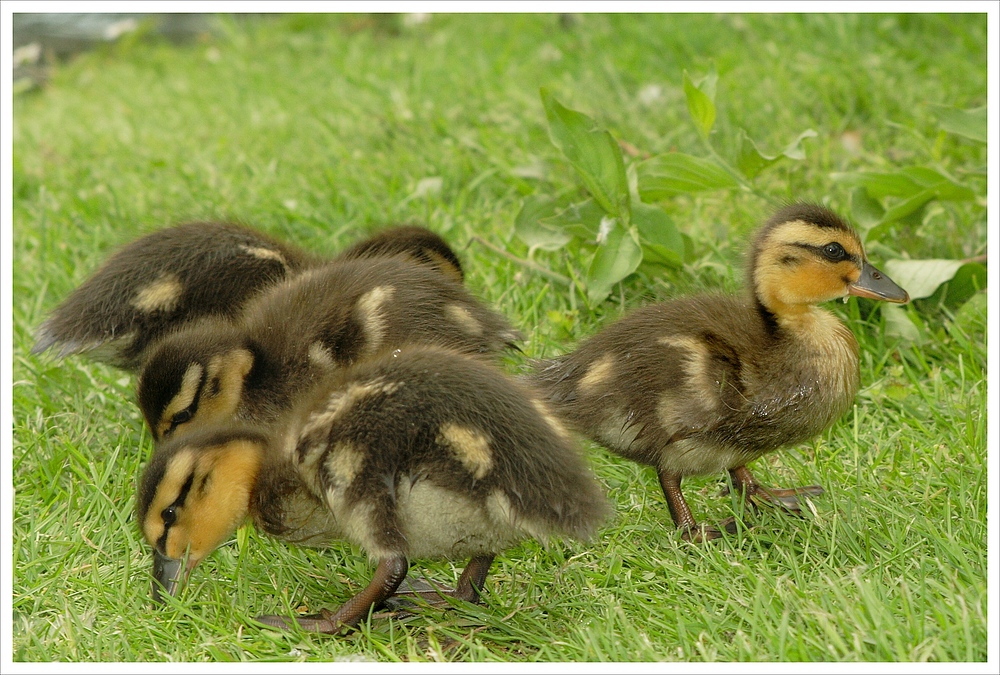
{"left": 10, "top": 13, "right": 988, "bottom": 662}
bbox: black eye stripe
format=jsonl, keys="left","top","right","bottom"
{"left": 793, "top": 242, "right": 859, "bottom": 264}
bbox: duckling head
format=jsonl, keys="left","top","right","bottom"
{"left": 138, "top": 320, "right": 256, "bottom": 441}
{"left": 137, "top": 427, "right": 266, "bottom": 601}
{"left": 749, "top": 203, "right": 909, "bottom": 323}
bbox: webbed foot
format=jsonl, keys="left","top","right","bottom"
{"left": 726, "top": 466, "right": 823, "bottom": 514}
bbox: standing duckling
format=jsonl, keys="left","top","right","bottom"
{"left": 138, "top": 256, "right": 522, "bottom": 441}
{"left": 137, "top": 345, "right": 609, "bottom": 633}
{"left": 532, "top": 203, "right": 909, "bottom": 540}
{"left": 31, "top": 222, "right": 318, "bottom": 370}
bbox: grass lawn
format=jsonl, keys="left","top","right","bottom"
{"left": 9, "top": 12, "right": 990, "bottom": 662}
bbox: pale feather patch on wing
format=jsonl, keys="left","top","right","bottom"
{"left": 446, "top": 304, "right": 484, "bottom": 336}
{"left": 531, "top": 398, "right": 571, "bottom": 440}
{"left": 299, "top": 379, "right": 402, "bottom": 442}
{"left": 356, "top": 285, "right": 396, "bottom": 355}
{"left": 323, "top": 441, "right": 366, "bottom": 487}
{"left": 437, "top": 423, "right": 494, "bottom": 479}
{"left": 132, "top": 274, "right": 183, "bottom": 313}
{"left": 577, "top": 354, "right": 615, "bottom": 394}
{"left": 657, "top": 336, "right": 720, "bottom": 413}
{"left": 307, "top": 341, "right": 336, "bottom": 369}
{"left": 239, "top": 245, "right": 289, "bottom": 271}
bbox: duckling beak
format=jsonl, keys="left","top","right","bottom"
{"left": 849, "top": 262, "right": 910, "bottom": 304}
{"left": 151, "top": 550, "right": 186, "bottom": 603}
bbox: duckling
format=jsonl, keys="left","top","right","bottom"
{"left": 138, "top": 256, "right": 522, "bottom": 442}
{"left": 336, "top": 224, "right": 465, "bottom": 284}
{"left": 532, "top": 203, "right": 909, "bottom": 540}
{"left": 31, "top": 221, "right": 320, "bottom": 370}
{"left": 137, "top": 345, "right": 609, "bottom": 633}
{"left": 32, "top": 222, "right": 464, "bottom": 371}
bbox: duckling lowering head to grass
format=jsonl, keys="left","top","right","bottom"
{"left": 532, "top": 203, "right": 909, "bottom": 541}
{"left": 138, "top": 256, "right": 522, "bottom": 442}
{"left": 137, "top": 345, "right": 609, "bottom": 633}
{"left": 32, "top": 222, "right": 318, "bottom": 370}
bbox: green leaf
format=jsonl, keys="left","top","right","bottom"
{"left": 921, "top": 262, "right": 987, "bottom": 309}
{"left": 735, "top": 130, "right": 776, "bottom": 180}
{"left": 929, "top": 104, "right": 986, "bottom": 143}
{"left": 637, "top": 153, "right": 739, "bottom": 200}
{"left": 735, "top": 128, "right": 816, "bottom": 180}
{"left": 951, "top": 291, "right": 987, "bottom": 337}
{"left": 850, "top": 186, "right": 885, "bottom": 231}
{"left": 882, "top": 303, "right": 923, "bottom": 343}
{"left": 832, "top": 167, "right": 975, "bottom": 201}
{"left": 881, "top": 258, "right": 966, "bottom": 300}
{"left": 683, "top": 70, "right": 717, "bottom": 140}
{"left": 586, "top": 219, "right": 643, "bottom": 303}
{"left": 540, "top": 88, "right": 630, "bottom": 222}
{"left": 779, "top": 128, "right": 818, "bottom": 160}
{"left": 514, "top": 195, "right": 573, "bottom": 254}
{"left": 632, "top": 202, "right": 684, "bottom": 267}
{"left": 541, "top": 198, "right": 607, "bottom": 241}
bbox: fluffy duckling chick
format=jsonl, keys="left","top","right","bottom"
{"left": 138, "top": 257, "right": 522, "bottom": 441}
{"left": 532, "top": 203, "right": 909, "bottom": 540}
{"left": 32, "top": 223, "right": 465, "bottom": 371}
{"left": 336, "top": 225, "right": 465, "bottom": 284}
{"left": 137, "top": 345, "right": 609, "bottom": 633}
{"left": 32, "top": 222, "right": 318, "bottom": 370}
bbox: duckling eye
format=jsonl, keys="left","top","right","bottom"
{"left": 161, "top": 505, "right": 177, "bottom": 528}
{"left": 168, "top": 409, "right": 194, "bottom": 434}
{"left": 822, "top": 243, "right": 847, "bottom": 261}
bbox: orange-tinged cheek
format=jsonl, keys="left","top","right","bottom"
{"left": 778, "top": 261, "right": 856, "bottom": 305}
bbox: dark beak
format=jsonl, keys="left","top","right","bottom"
{"left": 849, "top": 261, "right": 909, "bottom": 304}
{"left": 152, "top": 550, "right": 185, "bottom": 603}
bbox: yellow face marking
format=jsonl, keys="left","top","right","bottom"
{"left": 181, "top": 350, "right": 253, "bottom": 435}
{"left": 578, "top": 354, "right": 615, "bottom": 393}
{"left": 143, "top": 448, "right": 197, "bottom": 546}
{"left": 355, "top": 285, "right": 396, "bottom": 355}
{"left": 323, "top": 441, "right": 366, "bottom": 487}
{"left": 446, "top": 304, "right": 483, "bottom": 336}
{"left": 438, "top": 423, "right": 493, "bottom": 479}
{"left": 239, "top": 245, "right": 289, "bottom": 271}
{"left": 132, "top": 274, "right": 183, "bottom": 313}
{"left": 755, "top": 219, "right": 866, "bottom": 313}
{"left": 142, "top": 440, "right": 262, "bottom": 564}
{"left": 768, "top": 219, "right": 861, "bottom": 252}
{"left": 157, "top": 363, "right": 204, "bottom": 439}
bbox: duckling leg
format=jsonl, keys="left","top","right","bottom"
{"left": 727, "top": 466, "right": 824, "bottom": 514}
{"left": 256, "top": 555, "right": 409, "bottom": 634}
{"left": 385, "top": 554, "right": 495, "bottom": 608}
{"left": 658, "top": 470, "right": 736, "bottom": 542}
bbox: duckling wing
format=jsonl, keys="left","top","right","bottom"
{"left": 33, "top": 222, "right": 316, "bottom": 370}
